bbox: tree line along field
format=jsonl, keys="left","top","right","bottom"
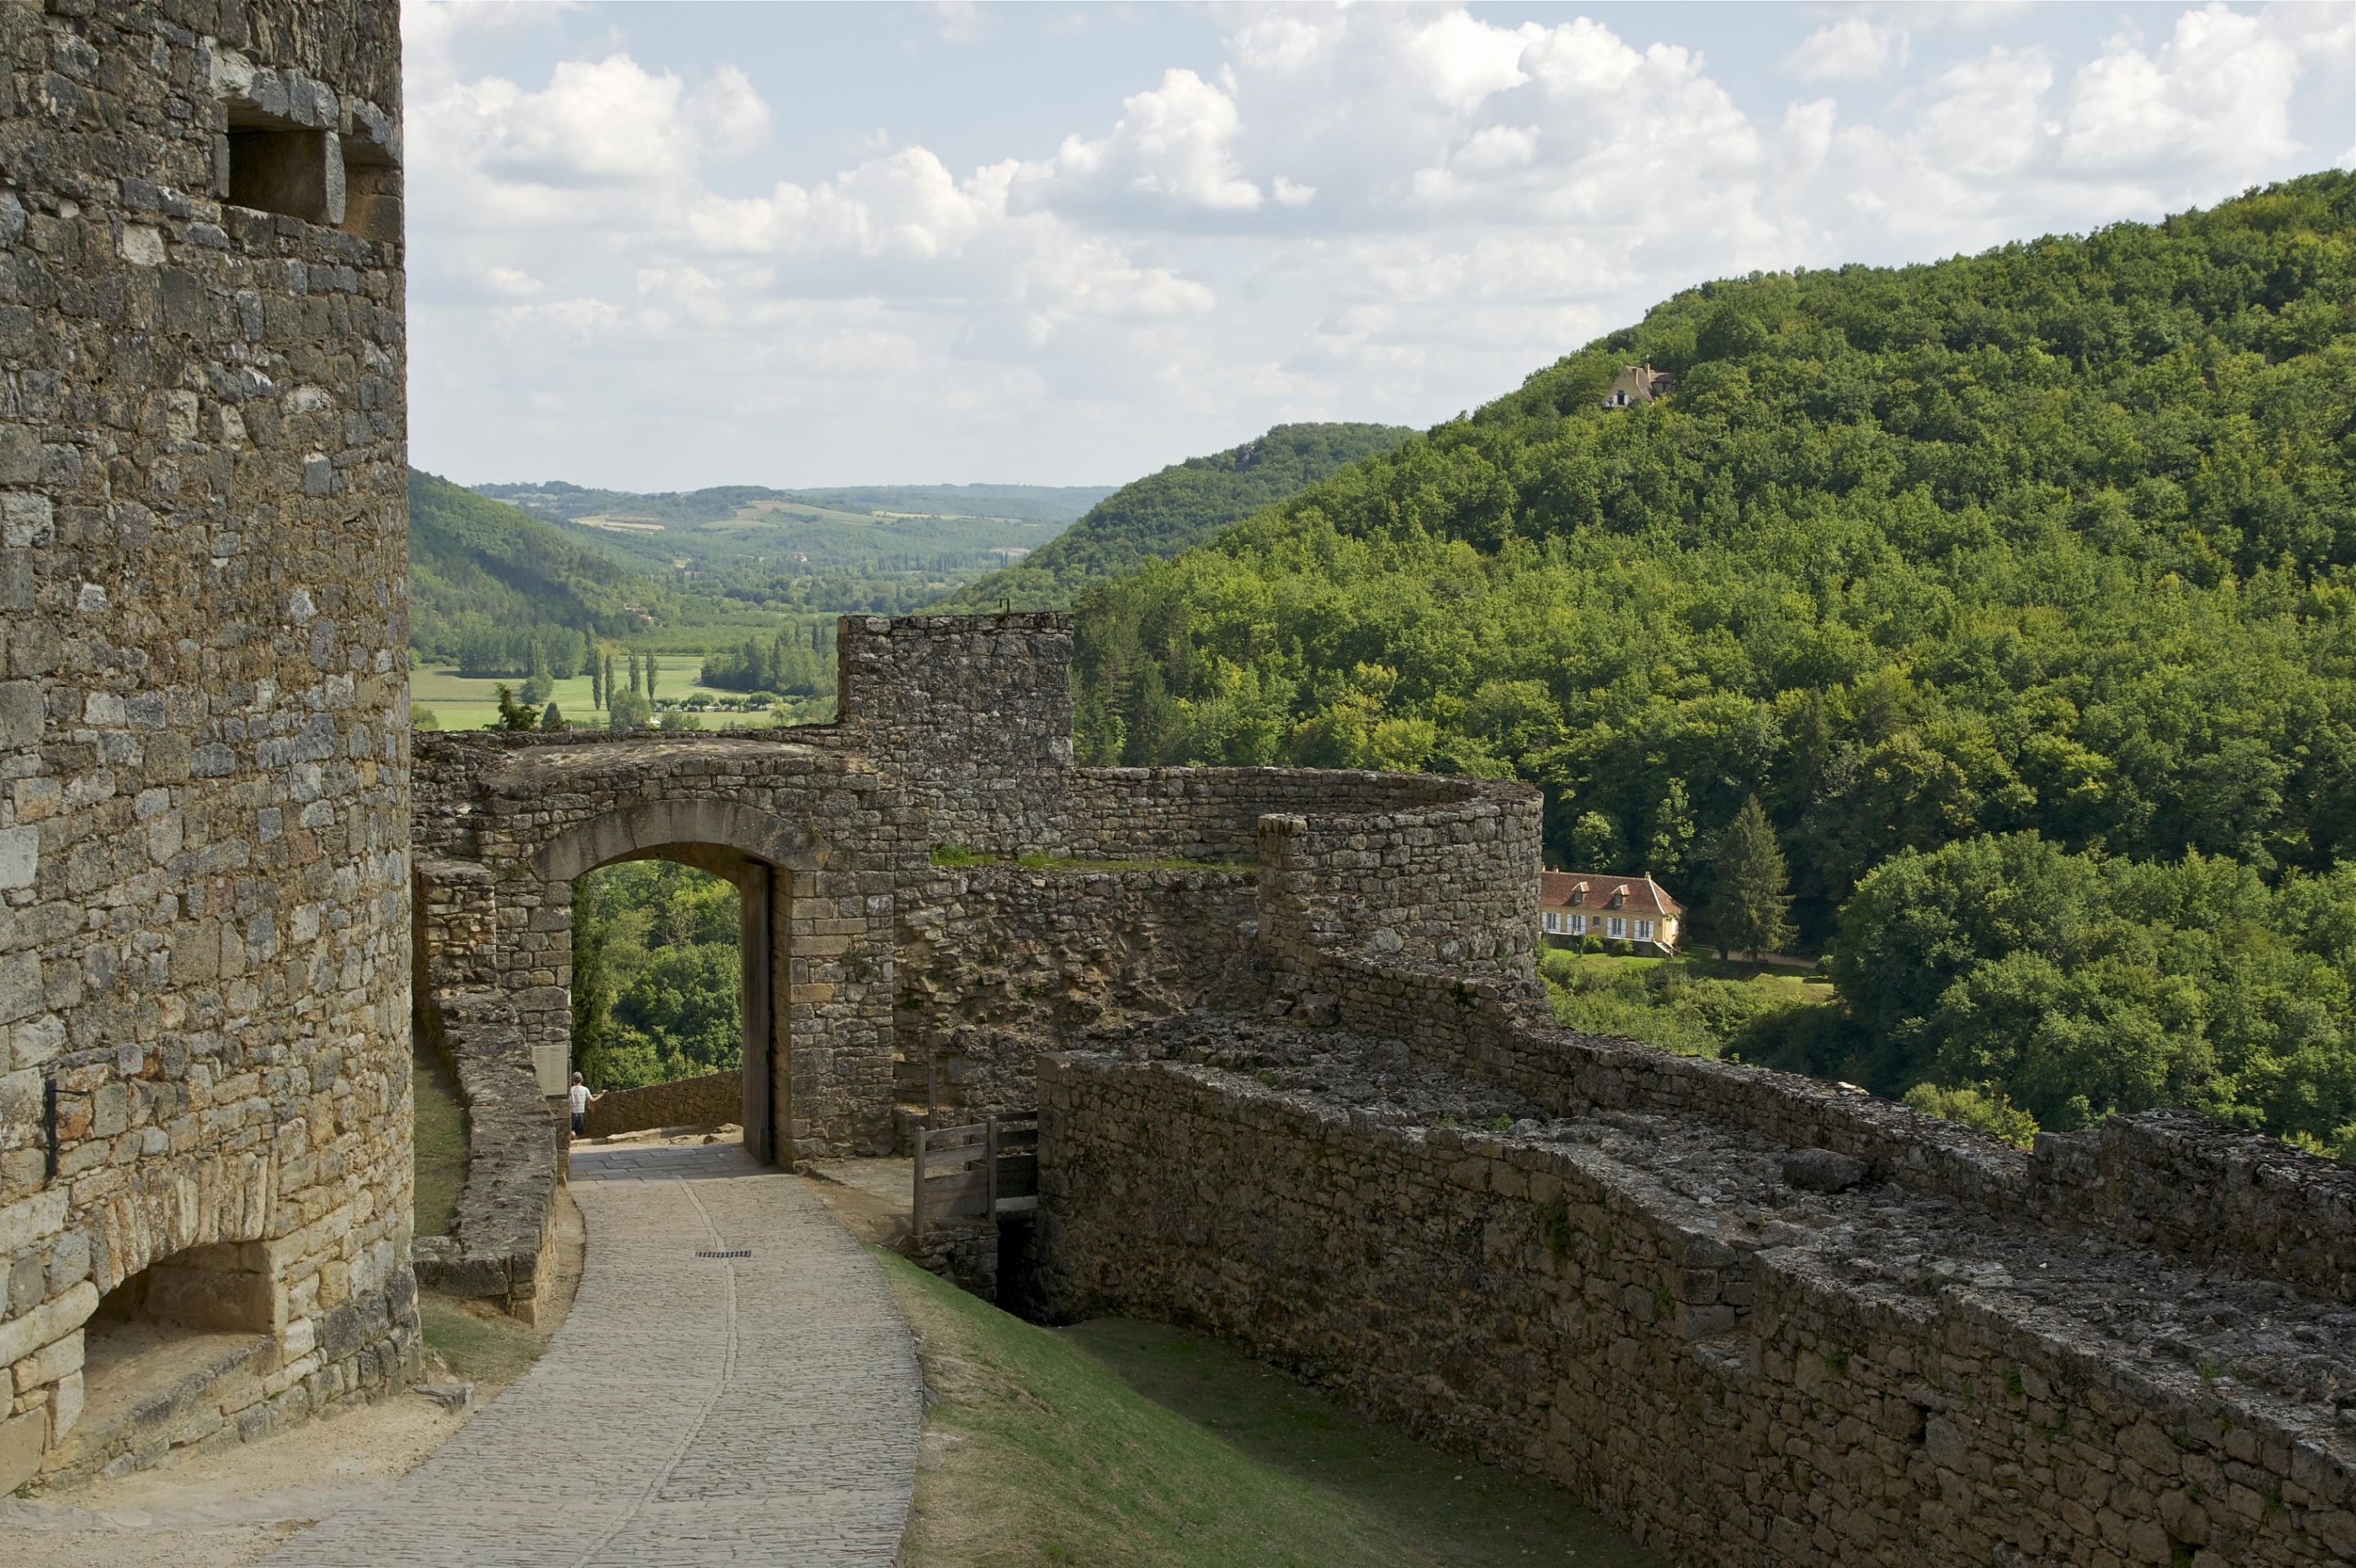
{"left": 1068, "top": 170, "right": 2356, "bottom": 1156}
{"left": 407, "top": 654, "right": 822, "bottom": 736}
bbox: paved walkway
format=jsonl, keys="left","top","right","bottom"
{"left": 264, "top": 1144, "right": 921, "bottom": 1566}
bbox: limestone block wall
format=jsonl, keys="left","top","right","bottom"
{"left": 1036, "top": 1049, "right": 2356, "bottom": 1568}
{"left": 835, "top": 613, "right": 1075, "bottom": 856}
{"left": 411, "top": 987, "right": 557, "bottom": 1323}
{"left": 413, "top": 731, "right": 913, "bottom": 1159}
{"left": 581, "top": 1068, "right": 740, "bottom": 1138}
{"left": 0, "top": 0, "right": 411, "bottom": 1491}
{"left": 1256, "top": 780, "right": 1541, "bottom": 976}
{"left": 892, "top": 861, "right": 1262, "bottom": 1117}
{"left": 1063, "top": 765, "right": 1517, "bottom": 865}
{"left": 412, "top": 854, "right": 493, "bottom": 992}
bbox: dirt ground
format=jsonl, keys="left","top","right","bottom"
{"left": 801, "top": 1156, "right": 916, "bottom": 1247}
{"left": 0, "top": 1184, "right": 588, "bottom": 1568}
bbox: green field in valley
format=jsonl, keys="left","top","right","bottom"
{"left": 407, "top": 655, "right": 833, "bottom": 736}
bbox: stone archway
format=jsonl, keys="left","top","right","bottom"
{"left": 411, "top": 739, "right": 912, "bottom": 1165}
{"left": 528, "top": 800, "right": 815, "bottom": 1166}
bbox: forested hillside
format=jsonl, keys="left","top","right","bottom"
{"left": 932, "top": 423, "right": 1414, "bottom": 611}
{"left": 409, "top": 469, "right": 675, "bottom": 667}
{"left": 1073, "top": 170, "right": 2356, "bottom": 1150}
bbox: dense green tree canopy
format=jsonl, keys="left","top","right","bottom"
{"left": 571, "top": 861, "right": 741, "bottom": 1090}
{"left": 1072, "top": 170, "right": 2356, "bottom": 1148}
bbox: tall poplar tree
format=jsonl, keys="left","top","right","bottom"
{"left": 1713, "top": 796, "right": 1795, "bottom": 961}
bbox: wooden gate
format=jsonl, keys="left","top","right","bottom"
{"left": 911, "top": 1111, "right": 1038, "bottom": 1233}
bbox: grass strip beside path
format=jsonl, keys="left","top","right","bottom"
{"left": 411, "top": 1042, "right": 468, "bottom": 1239}
{"left": 876, "top": 1247, "right": 1656, "bottom": 1568}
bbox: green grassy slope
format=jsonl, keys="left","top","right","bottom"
{"left": 932, "top": 423, "right": 1415, "bottom": 612}
{"left": 879, "top": 1248, "right": 1652, "bottom": 1568}
{"left": 408, "top": 469, "right": 675, "bottom": 655}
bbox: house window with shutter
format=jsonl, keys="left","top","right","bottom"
{"left": 1607, "top": 917, "right": 1626, "bottom": 938}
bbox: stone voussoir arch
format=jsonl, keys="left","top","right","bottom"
{"left": 415, "top": 734, "right": 915, "bottom": 1166}
{"left": 533, "top": 797, "right": 825, "bottom": 883}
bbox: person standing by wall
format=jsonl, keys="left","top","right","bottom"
{"left": 569, "top": 1073, "right": 600, "bottom": 1138}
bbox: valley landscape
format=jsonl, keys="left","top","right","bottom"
{"left": 427, "top": 173, "right": 2356, "bottom": 1164}
{"left": 12, "top": 6, "right": 2356, "bottom": 1566}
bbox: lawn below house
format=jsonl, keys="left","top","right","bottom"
{"left": 1540, "top": 949, "right": 1840, "bottom": 1061}
{"left": 879, "top": 1248, "right": 1656, "bottom": 1568}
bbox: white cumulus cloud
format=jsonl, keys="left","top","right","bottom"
{"left": 402, "top": 0, "right": 2356, "bottom": 488}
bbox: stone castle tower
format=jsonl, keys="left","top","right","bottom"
{"left": 0, "top": 0, "right": 411, "bottom": 1489}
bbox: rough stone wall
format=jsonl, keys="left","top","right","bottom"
{"left": 410, "top": 987, "right": 555, "bottom": 1323}
{"left": 0, "top": 0, "right": 411, "bottom": 1491}
{"left": 892, "top": 861, "right": 1261, "bottom": 1119}
{"left": 413, "top": 730, "right": 909, "bottom": 1158}
{"left": 1063, "top": 765, "right": 1514, "bottom": 864}
{"left": 1038, "top": 1033, "right": 2356, "bottom": 1568}
{"left": 835, "top": 613, "right": 1075, "bottom": 856}
{"left": 581, "top": 1068, "right": 739, "bottom": 1138}
{"left": 412, "top": 854, "right": 492, "bottom": 991}
{"left": 1256, "top": 780, "right": 1541, "bottom": 976}
{"left": 2034, "top": 1112, "right": 2356, "bottom": 1309}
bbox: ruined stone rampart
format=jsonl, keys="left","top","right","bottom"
{"left": 1037, "top": 1021, "right": 2356, "bottom": 1568}
{"left": 581, "top": 1069, "right": 740, "bottom": 1139}
{"left": 892, "top": 860, "right": 1262, "bottom": 1117}
{"left": 0, "top": 0, "right": 411, "bottom": 1490}
{"left": 1063, "top": 766, "right": 1510, "bottom": 864}
{"left": 1256, "top": 781, "right": 1540, "bottom": 975}
{"left": 410, "top": 988, "right": 556, "bottom": 1323}
{"left": 835, "top": 613, "right": 1073, "bottom": 856}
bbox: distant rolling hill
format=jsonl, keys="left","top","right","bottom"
{"left": 407, "top": 469, "right": 677, "bottom": 658}
{"left": 469, "top": 481, "right": 1114, "bottom": 581}
{"left": 929, "top": 424, "right": 1417, "bottom": 613}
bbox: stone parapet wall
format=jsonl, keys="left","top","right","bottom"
{"left": 1257, "top": 780, "right": 1542, "bottom": 977}
{"left": 2034, "top": 1112, "right": 2356, "bottom": 1309}
{"left": 1297, "top": 950, "right": 2030, "bottom": 1214}
{"left": 0, "top": 0, "right": 411, "bottom": 1489}
{"left": 1285, "top": 949, "right": 2356, "bottom": 1282}
{"left": 892, "top": 861, "right": 1262, "bottom": 1120}
{"left": 412, "top": 987, "right": 559, "bottom": 1323}
{"left": 1063, "top": 766, "right": 1506, "bottom": 864}
{"left": 413, "top": 855, "right": 495, "bottom": 992}
{"left": 582, "top": 1069, "right": 741, "bottom": 1138}
{"left": 836, "top": 613, "right": 1075, "bottom": 856}
{"left": 1036, "top": 1040, "right": 2356, "bottom": 1568}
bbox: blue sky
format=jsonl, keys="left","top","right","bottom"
{"left": 403, "top": 2, "right": 2356, "bottom": 491}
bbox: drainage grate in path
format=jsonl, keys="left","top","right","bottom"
{"left": 697, "top": 1249, "right": 753, "bottom": 1259}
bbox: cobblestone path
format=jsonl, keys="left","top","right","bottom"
{"left": 265, "top": 1144, "right": 920, "bottom": 1566}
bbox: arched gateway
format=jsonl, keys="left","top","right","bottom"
{"left": 416, "top": 739, "right": 907, "bottom": 1163}
{"left": 410, "top": 613, "right": 1544, "bottom": 1179}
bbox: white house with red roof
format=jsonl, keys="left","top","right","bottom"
{"left": 1540, "top": 871, "right": 1684, "bottom": 955}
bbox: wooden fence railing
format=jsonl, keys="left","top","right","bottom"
{"left": 912, "top": 1111, "right": 1039, "bottom": 1235}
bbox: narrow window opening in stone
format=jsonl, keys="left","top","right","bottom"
{"left": 339, "top": 140, "right": 402, "bottom": 242}
{"left": 79, "top": 1242, "right": 277, "bottom": 1460}
{"left": 226, "top": 126, "right": 344, "bottom": 227}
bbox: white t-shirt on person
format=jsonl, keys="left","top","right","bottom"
{"left": 569, "top": 1084, "right": 591, "bottom": 1115}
